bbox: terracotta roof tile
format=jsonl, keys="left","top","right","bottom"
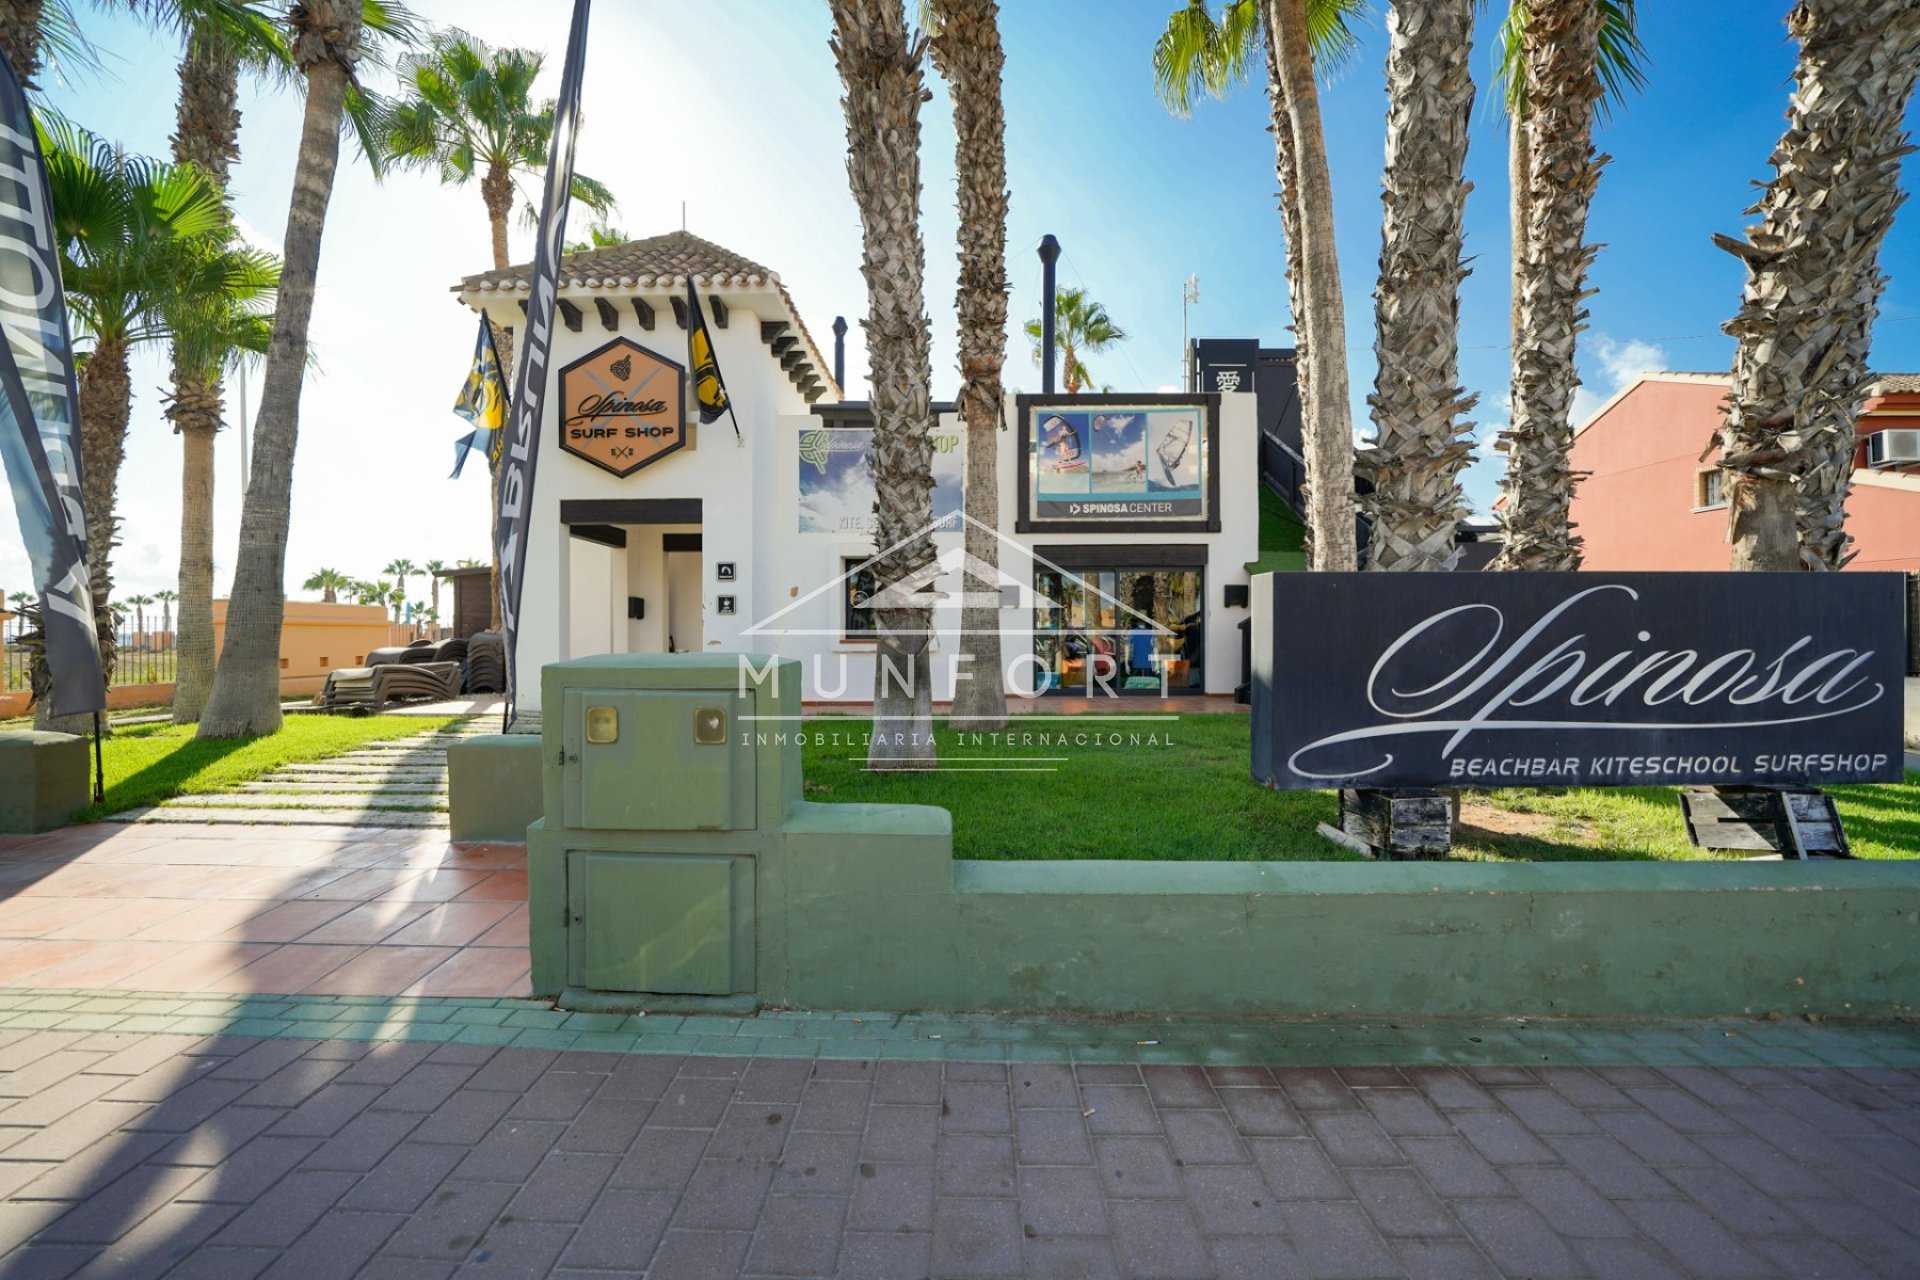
{"left": 455, "top": 230, "right": 778, "bottom": 292}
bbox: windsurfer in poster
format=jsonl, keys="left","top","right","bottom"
{"left": 1040, "top": 414, "right": 1086, "bottom": 473}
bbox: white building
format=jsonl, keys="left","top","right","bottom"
{"left": 456, "top": 231, "right": 1261, "bottom": 712}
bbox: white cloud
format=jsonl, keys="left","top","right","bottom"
{"left": 1571, "top": 336, "right": 1666, "bottom": 425}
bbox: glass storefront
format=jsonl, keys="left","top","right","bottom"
{"left": 1033, "top": 566, "right": 1205, "bottom": 694}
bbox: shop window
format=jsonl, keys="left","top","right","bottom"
{"left": 1032, "top": 566, "right": 1205, "bottom": 694}
{"left": 842, "top": 557, "right": 877, "bottom": 642}
{"left": 1695, "top": 468, "right": 1727, "bottom": 510}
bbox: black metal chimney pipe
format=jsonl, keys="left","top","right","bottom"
{"left": 831, "top": 316, "right": 847, "bottom": 394}
{"left": 1038, "top": 235, "right": 1061, "bottom": 394}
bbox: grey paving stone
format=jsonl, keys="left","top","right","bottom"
{"left": 1094, "top": 1136, "right": 1183, "bottom": 1199}
{"left": 1625, "top": 1086, "right": 1750, "bottom": 1136}
{"left": 1218, "top": 1087, "right": 1305, "bottom": 1138}
{"left": 453, "top": 1217, "right": 573, "bottom": 1279}
{"left": 1573, "top": 1236, "right": 1689, "bottom": 1280}
{"left": 847, "top": 1160, "right": 934, "bottom": 1233}
{"left": 873, "top": 1060, "right": 943, "bottom": 1105}
{"left": 773, "top": 1130, "right": 863, "bottom": 1195}
{"left": 600, "top": 1053, "right": 686, "bottom": 1101}
{"left": 1691, "top": 1132, "right": 1842, "bottom": 1200}
{"left": 706, "top": 1101, "right": 792, "bottom": 1162}
{"left": 1139, "top": 1066, "right": 1216, "bottom": 1111}
{"left": 378, "top": 1181, "right": 514, "bottom": 1261}
{"left": 1785, "top": 1198, "right": 1920, "bottom": 1276}
{"left": 1659, "top": 1163, "right": 1802, "bottom": 1237}
{"left": 1394, "top": 1136, "right": 1511, "bottom": 1199}
{"left": 1210, "top": 1236, "right": 1309, "bottom": 1280}
{"left": 1107, "top": 1199, "right": 1212, "bottom": 1280}
{"left": 555, "top": 1187, "right": 675, "bottom": 1271}
{"left": 340, "top": 1142, "right": 468, "bottom": 1214}
{"left": 556, "top": 1095, "right": 651, "bottom": 1154}
{"left": 263, "top": 1083, "right": 385, "bottom": 1140}
{"left": 865, "top": 1103, "right": 940, "bottom": 1163}
{"left": 156, "top": 1245, "right": 282, "bottom": 1280}
{"left": 1015, "top": 1107, "right": 1094, "bottom": 1166}
{"left": 370, "top": 1065, "right": 480, "bottom": 1115}
{"left": 1080, "top": 1085, "right": 1159, "bottom": 1136}
{"left": 452, "top": 1118, "right": 563, "bottom": 1184}
{"left": 938, "top": 1133, "right": 1018, "bottom": 1197}
{"left": 1403, "top": 1068, "right": 1497, "bottom": 1112}
{"left": 176, "top": 1137, "right": 319, "bottom": 1203}
{"left": 235, "top": 1058, "right": 349, "bottom": 1109}
{"left": 1392, "top": 1238, "right": 1499, "bottom": 1280}
{"left": 1279, "top": 1200, "right": 1401, "bottom": 1280}
{"left": 1540, "top": 1067, "right": 1634, "bottom": 1110}
{"left": 502, "top": 1151, "right": 616, "bottom": 1222}
{"left": 1450, "top": 1198, "right": 1586, "bottom": 1280}
{"left": 1024, "top": 1236, "right": 1124, "bottom": 1280}
{"left": 1018, "top": 1165, "right": 1108, "bottom": 1237}
{"left": 1160, "top": 1107, "right": 1248, "bottom": 1166}
{"left": 1451, "top": 1109, "right": 1558, "bottom": 1165}
{"left": 31, "top": 1162, "right": 203, "bottom": 1245}
{"left": 609, "top": 1124, "right": 711, "bottom": 1191}
{"left": 644, "top": 1229, "right": 753, "bottom": 1280}
{"left": 671, "top": 1158, "right": 776, "bottom": 1232}
{"left": 1346, "top": 1166, "right": 1458, "bottom": 1238}
{"left": 653, "top": 1076, "right": 736, "bottom": 1129}
{"left": 1181, "top": 1164, "right": 1287, "bottom": 1236}
{"left": 940, "top": 1081, "right": 1012, "bottom": 1135}
{"left": 462, "top": 1048, "right": 557, "bottom": 1094}
{"left": 930, "top": 1195, "right": 1022, "bottom": 1279}
{"left": 1072, "top": 1064, "right": 1138, "bottom": 1087}
{"left": 329, "top": 1042, "right": 436, "bottom": 1088}
{"left": 208, "top": 1170, "right": 358, "bottom": 1250}
{"left": 792, "top": 1078, "right": 870, "bottom": 1135}
{"left": 1512, "top": 1164, "right": 1638, "bottom": 1238}
{"left": 1271, "top": 1068, "right": 1359, "bottom": 1112}
{"left": 1616, "top": 1197, "right": 1781, "bottom": 1277}
{"left": 1747, "top": 1234, "right": 1880, "bottom": 1280}
{"left": 1305, "top": 1111, "right": 1403, "bottom": 1168}
{"left": 1357, "top": 1088, "right": 1452, "bottom": 1138}
{"left": 744, "top": 1193, "right": 848, "bottom": 1277}
{"left": 736, "top": 1058, "right": 811, "bottom": 1104}
{"left": 302, "top": 1108, "right": 422, "bottom": 1172}
{"left": 1491, "top": 1085, "right": 1601, "bottom": 1135}
{"left": 508, "top": 1068, "right": 603, "bottom": 1123}
{"left": 257, "top": 1209, "right": 404, "bottom": 1280}
{"left": 1249, "top": 1137, "right": 1349, "bottom": 1200}
{"left": 836, "top": 1230, "right": 931, "bottom": 1280}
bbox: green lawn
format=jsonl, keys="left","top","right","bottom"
{"left": 800, "top": 714, "right": 1920, "bottom": 862}
{"left": 78, "top": 714, "right": 461, "bottom": 821}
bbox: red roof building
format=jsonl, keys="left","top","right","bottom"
{"left": 1568, "top": 372, "right": 1920, "bottom": 572}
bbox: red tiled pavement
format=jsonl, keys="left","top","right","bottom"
{"left": 0, "top": 824, "right": 530, "bottom": 998}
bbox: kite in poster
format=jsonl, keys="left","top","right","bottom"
{"left": 797, "top": 425, "right": 963, "bottom": 533}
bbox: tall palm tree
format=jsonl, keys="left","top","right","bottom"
{"left": 1358, "top": 0, "right": 1478, "bottom": 572}
{"left": 1022, "top": 287, "right": 1126, "bottom": 394}
{"left": 154, "top": 588, "right": 177, "bottom": 636}
{"left": 383, "top": 557, "right": 417, "bottom": 606}
{"left": 1487, "top": 0, "right": 1645, "bottom": 572}
{"left": 123, "top": 0, "right": 413, "bottom": 724}
{"left": 929, "top": 0, "right": 1010, "bottom": 729}
{"left": 1153, "top": 0, "right": 1363, "bottom": 570}
{"left": 0, "top": 0, "right": 93, "bottom": 90}
{"left": 1719, "top": 1, "right": 1920, "bottom": 571}
{"left": 198, "top": 0, "right": 369, "bottom": 737}
{"left": 126, "top": 593, "right": 153, "bottom": 639}
{"left": 831, "top": 0, "right": 939, "bottom": 770}
{"left": 302, "top": 567, "right": 348, "bottom": 603}
{"left": 372, "top": 27, "right": 615, "bottom": 630}
{"left": 40, "top": 120, "right": 235, "bottom": 728}
{"left": 1491, "top": 0, "right": 1608, "bottom": 570}
{"left": 421, "top": 557, "right": 445, "bottom": 627}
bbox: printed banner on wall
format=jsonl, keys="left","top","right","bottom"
{"left": 1029, "top": 404, "right": 1205, "bottom": 522}
{"left": 1251, "top": 572, "right": 1906, "bottom": 790}
{"left": 797, "top": 424, "right": 963, "bottom": 534}
{"left": 0, "top": 59, "right": 104, "bottom": 717}
{"left": 494, "top": 0, "right": 589, "bottom": 714}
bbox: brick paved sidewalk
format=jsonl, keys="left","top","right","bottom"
{"left": 2, "top": 1023, "right": 1917, "bottom": 1278}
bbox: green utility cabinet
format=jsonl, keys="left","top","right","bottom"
{"left": 530, "top": 654, "right": 806, "bottom": 1005}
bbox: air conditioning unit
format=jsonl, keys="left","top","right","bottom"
{"left": 1866, "top": 427, "right": 1920, "bottom": 468}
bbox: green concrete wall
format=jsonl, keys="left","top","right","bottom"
{"left": 0, "top": 731, "right": 90, "bottom": 834}
{"left": 512, "top": 654, "right": 1920, "bottom": 1020}
{"left": 446, "top": 735, "right": 544, "bottom": 843}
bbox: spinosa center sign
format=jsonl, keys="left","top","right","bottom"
{"left": 1251, "top": 573, "right": 1905, "bottom": 790}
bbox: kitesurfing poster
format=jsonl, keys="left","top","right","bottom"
{"left": 1019, "top": 399, "right": 1214, "bottom": 528}
{"left": 797, "top": 422, "right": 964, "bottom": 534}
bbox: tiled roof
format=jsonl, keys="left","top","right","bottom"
{"left": 455, "top": 230, "right": 778, "bottom": 293}
{"left": 1870, "top": 373, "right": 1920, "bottom": 393}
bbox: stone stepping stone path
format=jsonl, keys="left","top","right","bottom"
{"left": 110, "top": 717, "right": 508, "bottom": 829}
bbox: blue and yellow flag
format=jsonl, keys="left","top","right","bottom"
{"left": 451, "top": 315, "right": 509, "bottom": 478}
{"left": 687, "top": 279, "right": 737, "bottom": 439}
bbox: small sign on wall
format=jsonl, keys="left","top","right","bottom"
{"left": 717, "top": 595, "right": 736, "bottom": 616}
{"left": 716, "top": 562, "right": 736, "bottom": 581}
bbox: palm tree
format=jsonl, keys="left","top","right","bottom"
{"left": 1151, "top": 0, "right": 1363, "bottom": 570}
{"left": 199, "top": 0, "right": 370, "bottom": 737}
{"left": 831, "top": 0, "right": 940, "bottom": 770}
{"left": 1358, "top": 0, "right": 1478, "bottom": 571}
{"left": 387, "top": 583, "right": 405, "bottom": 624}
{"left": 154, "top": 588, "right": 177, "bottom": 637}
{"left": 1719, "top": 1, "right": 1920, "bottom": 571}
{"left": 929, "top": 0, "right": 1009, "bottom": 729}
{"left": 422, "top": 558, "right": 446, "bottom": 626}
{"left": 564, "top": 219, "right": 628, "bottom": 253}
{"left": 302, "top": 567, "right": 348, "bottom": 603}
{"left": 1488, "top": 0, "right": 1646, "bottom": 571}
{"left": 117, "top": 2, "right": 413, "bottom": 726}
{"left": 41, "top": 120, "right": 232, "bottom": 729}
{"left": 1022, "top": 287, "right": 1126, "bottom": 394}
{"left": 126, "top": 593, "right": 154, "bottom": 641}
{"left": 383, "top": 558, "right": 417, "bottom": 606}
{"left": 372, "top": 27, "right": 615, "bottom": 631}
{"left": 0, "top": 0, "right": 92, "bottom": 91}
{"left": 1491, "top": 0, "right": 1611, "bottom": 570}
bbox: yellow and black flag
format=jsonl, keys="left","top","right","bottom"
{"left": 451, "top": 315, "right": 509, "bottom": 478}
{"left": 687, "top": 279, "right": 738, "bottom": 440}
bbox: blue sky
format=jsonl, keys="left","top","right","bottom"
{"left": 2, "top": 0, "right": 1915, "bottom": 601}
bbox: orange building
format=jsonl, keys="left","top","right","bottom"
{"left": 1569, "top": 372, "right": 1920, "bottom": 572}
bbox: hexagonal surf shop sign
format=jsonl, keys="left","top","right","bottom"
{"left": 558, "top": 338, "right": 687, "bottom": 477}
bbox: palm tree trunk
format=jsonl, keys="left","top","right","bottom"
{"left": 199, "top": 1, "right": 362, "bottom": 738}
{"left": 1721, "top": 0, "right": 1920, "bottom": 572}
{"left": 482, "top": 168, "right": 515, "bottom": 633}
{"left": 1261, "top": 17, "right": 1308, "bottom": 406}
{"left": 832, "top": 0, "right": 939, "bottom": 770}
{"left": 39, "top": 337, "right": 129, "bottom": 732}
{"left": 168, "top": 25, "right": 241, "bottom": 724}
{"left": 1361, "top": 0, "right": 1479, "bottom": 572}
{"left": 1508, "top": 108, "right": 1531, "bottom": 354}
{"left": 932, "top": 0, "right": 1009, "bottom": 729}
{"left": 1268, "top": 0, "right": 1356, "bottom": 571}
{"left": 1492, "top": 0, "right": 1605, "bottom": 571}
{"left": 0, "top": 0, "right": 44, "bottom": 89}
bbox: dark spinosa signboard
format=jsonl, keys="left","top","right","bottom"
{"left": 1251, "top": 573, "right": 1906, "bottom": 791}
